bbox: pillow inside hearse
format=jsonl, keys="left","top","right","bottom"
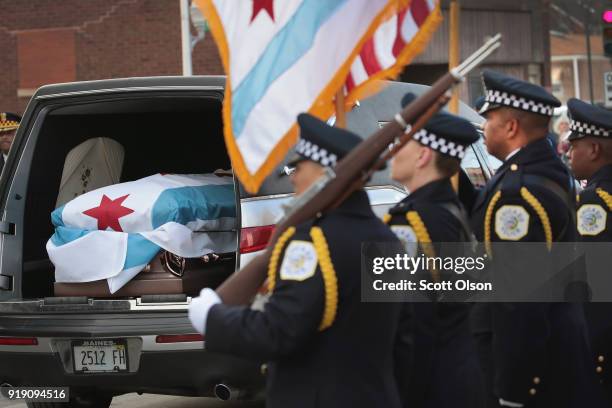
{"left": 20, "top": 97, "right": 239, "bottom": 299}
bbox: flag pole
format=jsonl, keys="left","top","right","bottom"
{"left": 449, "top": 0, "right": 460, "bottom": 191}
{"left": 335, "top": 89, "right": 347, "bottom": 128}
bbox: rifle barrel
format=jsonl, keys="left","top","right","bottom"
{"left": 216, "top": 34, "right": 502, "bottom": 305}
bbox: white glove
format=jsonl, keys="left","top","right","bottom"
{"left": 188, "top": 288, "right": 221, "bottom": 335}
{"left": 499, "top": 398, "right": 524, "bottom": 407}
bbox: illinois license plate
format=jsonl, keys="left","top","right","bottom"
{"left": 72, "top": 339, "right": 128, "bottom": 373}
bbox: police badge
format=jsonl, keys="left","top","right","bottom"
{"left": 280, "top": 240, "right": 318, "bottom": 281}
{"left": 495, "top": 205, "right": 530, "bottom": 240}
{"left": 390, "top": 225, "right": 418, "bottom": 257}
{"left": 577, "top": 204, "right": 607, "bottom": 236}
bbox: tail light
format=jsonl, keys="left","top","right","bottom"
{"left": 155, "top": 334, "right": 204, "bottom": 343}
{"left": 0, "top": 337, "right": 38, "bottom": 346}
{"left": 240, "top": 225, "right": 275, "bottom": 254}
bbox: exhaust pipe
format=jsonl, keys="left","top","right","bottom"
{"left": 214, "top": 383, "right": 245, "bottom": 401}
{"left": 0, "top": 383, "right": 13, "bottom": 399}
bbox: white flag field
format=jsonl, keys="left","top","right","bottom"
{"left": 195, "top": 0, "right": 442, "bottom": 193}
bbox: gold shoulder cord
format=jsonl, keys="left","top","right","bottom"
{"left": 484, "top": 190, "right": 502, "bottom": 257}
{"left": 596, "top": 188, "right": 612, "bottom": 211}
{"left": 267, "top": 227, "right": 296, "bottom": 293}
{"left": 406, "top": 211, "right": 439, "bottom": 283}
{"left": 520, "top": 187, "right": 552, "bottom": 250}
{"left": 382, "top": 214, "right": 392, "bottom": 224}
{"left": 310, "top": 226, "right": 338, "bottom": 332}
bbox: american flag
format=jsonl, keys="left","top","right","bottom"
{"left": 346, "top": 0, "right": 440, "bottom": 97}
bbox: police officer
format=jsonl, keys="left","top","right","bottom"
{"left": 386, "top": 94, "right": 483, "bottom": 408}
{"left": 0, "top": 112, "right": 20, "bottom": 173}
{"left": 466, "top": 70, "right": 602, "bottom": 407}
{"left": 567, "top": 98, "right": 612, "bottom": 401}
{"left": 188, "top": 113, "right": 403, "bottom": 408}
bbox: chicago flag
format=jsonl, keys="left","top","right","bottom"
{"left": 46, "top": 174, "right": 236, "bottom": 293}
{"left": 195, "top": 0, "right": 441, "bottom": 193}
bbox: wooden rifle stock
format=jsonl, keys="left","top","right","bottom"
{"left": 216, "top": 34, "right": 502, "bottom": 305}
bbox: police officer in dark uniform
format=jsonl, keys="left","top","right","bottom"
{"left": 386, "top": 94, "right": 483, "bottom": 408}
{"left": 465, "top": 70, "right": 603, "bottom": 408}
{"left": 188, "top": 113, "right": 403, "bottom": 408}
{"left": 0, "top": 112, "right": 20, "bottom": 173}
{"left": 567, "top": 98, "right": 612, "bottom": 401}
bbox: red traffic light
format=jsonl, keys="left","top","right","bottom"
{"left": 603, "top": 10, "right": 612, "bottom": 23}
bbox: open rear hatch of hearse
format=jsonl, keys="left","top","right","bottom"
{"left": 0, "top": 76, "right": 244, "bottom": 314}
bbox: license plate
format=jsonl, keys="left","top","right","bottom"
{"left": 72, "top": 339, "right": 128, "bottom": 373}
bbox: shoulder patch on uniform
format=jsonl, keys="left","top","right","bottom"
{"left": 390, "top": 225, "right": 418, "bottom": 257}
{"left": 495, "top": 205, "right": 530, "bottom": 241}
{"left": 577, "top": 204, "right": 607, "bottom": 236}
{"left": 279, "top": 240, "right": 318, "bottom": 281}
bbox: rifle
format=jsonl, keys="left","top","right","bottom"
{"left": 217, "top": 34, "right": 502, "bottom": 305}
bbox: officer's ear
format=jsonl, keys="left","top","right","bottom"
{"left": 591, "top": 140, "right": 604, "bottom": 161}
{"left": 504, "top": 116, "right": 520, "bottom": 139}
{"left": 415, "top": 146, "right": 434, "bottom": 169}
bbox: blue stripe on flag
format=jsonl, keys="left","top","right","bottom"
{"left": 50, "top": 226, "right": 90, "bottom": 246}
{"left": 51, "top": 205, "right": 66, "bottom": 227}
{"left": 232, "top": 0, "right": 347, "bottom": 138}
{"left": 124, "top": 234, "right": 160, "bottom": 269}
{"left": 151, "top": 184, "right": 236, "bottom": 229}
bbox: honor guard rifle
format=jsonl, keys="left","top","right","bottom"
{"left": 217, "top": 34, "right": 503, "bottom": 305}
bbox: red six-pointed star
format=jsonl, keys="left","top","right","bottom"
{"left": 83, "top": 194, "right": 134, "bottom": 232}
{"left": 251, "top": 0, "right": 274, "bottom": 23}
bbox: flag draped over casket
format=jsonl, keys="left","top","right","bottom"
{"left": 195, "top": 0, "right": 442, "bottom": 193}
{"left": 46, "top": 174, "right": 237, "bottom": 293}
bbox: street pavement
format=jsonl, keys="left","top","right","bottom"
{"left": 0, "top": 393, "right": 265, "bottom": 407}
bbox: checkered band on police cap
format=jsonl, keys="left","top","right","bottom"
{"left": 413, "top": 129, "right": 467, "bottom": 159}
{"left": 485, "top": 89, "right": 555, "bottom": 116}
{"left": 570, "top": 120, "right": 611, "bottom": 138}
{"left": 294, "top": 138, "right": 338, "bottom": 167}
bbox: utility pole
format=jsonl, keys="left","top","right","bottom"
{"left": 449, "top": 0, "right": 460, "bottom": 114}
{"left": 449, "top": 0, "right": 460, "bottom": 192}
{"left": 581, "top": 0, "right": 595, "bottom": 103}
{"left": 180, "top": 0, "right": 192, "bottom": 76}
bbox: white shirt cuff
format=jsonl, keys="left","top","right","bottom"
{"left": 188, "top": 288, "right": 221, "bottom": 335}
{"left": 499, "top": 398, "right": 524, "bottom": 407}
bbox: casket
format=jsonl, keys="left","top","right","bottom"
{"left": 48, "top": 170, "right": 237, "bottom": 297}
{"left": 54, "top": 250, "right": 234, "bottom": 297}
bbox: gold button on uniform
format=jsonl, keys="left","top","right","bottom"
{"left": 598, "top": 355, "right": 605, "bottom": 363}
{"left": 529, "top": 388, "right": 537, "bottom": 396}
{"left": 533, "top": 377, "right": 540, "bottom": 385}
{"left": 260, "top": 364, "right": 268, "bottom": 375}
{"left": 597, "top": 366, "right": 603, "bottom": 374}
{"left": 510, "top": 164, "right": 518, "bottom": 171}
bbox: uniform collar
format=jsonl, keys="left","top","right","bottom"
{"left": 505, "top": 148, "right": 521, "bottom": 161}
{"left": 328, "top": 189, "right": 374, "bottom": 218}
{"left": 587, "top": 164, "right": 612, "bottom": 187}
{"left": 391, "top": 178, "right": 455, "bottom": 214}
{"left": 498, "top": 138, "right": 554, "bottom": 171}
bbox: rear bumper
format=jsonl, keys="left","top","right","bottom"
{"left": 0, "top": 311, "right": 265, "bottom": 397}
{"left": 0, "top": 349, "right": 264, "bottom": 397}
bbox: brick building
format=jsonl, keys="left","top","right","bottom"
{"left": 550, "top": 33, "right": 612, "bottom": 105}
{"left": 3, "top": 0, "right": 590, "bottom": 115}
{"left": 0, "top": 0, "right": 223, "bottom": 114}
